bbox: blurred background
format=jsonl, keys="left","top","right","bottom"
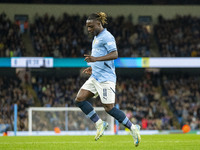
{"left": 0, "top": 0, "right": 200, "bottom": 135}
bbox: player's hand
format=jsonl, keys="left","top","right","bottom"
{"left": 82, "top": 67, "right": 92, "bottom": 75}
{"left": 84, "top": 54, "right": 97, "bottom": 62}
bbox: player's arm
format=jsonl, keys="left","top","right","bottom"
{"left": 84, "top": 50, "right": 118, "bottom": 62}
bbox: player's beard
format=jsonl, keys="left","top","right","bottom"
{"left": 88, "top": 32, "right": 94, "bottom": 39}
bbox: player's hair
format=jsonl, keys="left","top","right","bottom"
{"left": 87, "top": 12, "right": 107, "bottom": 25}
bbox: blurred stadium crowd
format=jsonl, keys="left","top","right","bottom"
{"left": 155, "top": 15, "right": 200, "bottom": 57}
{"left": 0, "top": 11, "right": 200, "bottom": 132}
{"left": 30, "top": 13, "right": 150, "bottom": 57}
{"left": 1, "top": 12, "right": 200, "bottom": 58}
{"left": 0, "top": 13, "right": 26, "bottom": 57}
{"left": 1, "top": 72, "right": 200, "bottom": 131}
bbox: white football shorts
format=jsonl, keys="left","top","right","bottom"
{"left": 81, "top": 77, "right": 116, "bottom": 104}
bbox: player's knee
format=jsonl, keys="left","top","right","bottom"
{"left": 75, "top": 89, "right": 91, "bottom": 102}
{"left": 75, "top": 96, "right": 84, "bottom": 102}
{"left": 103, "top": 104, "right": 114, "bottom": 112}
{"left": 75, "top": 96, "right": 88, "bottom": 108}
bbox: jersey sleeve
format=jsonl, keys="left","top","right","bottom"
{"left": 104, "top": 36, "right": 117, "bottom": 53}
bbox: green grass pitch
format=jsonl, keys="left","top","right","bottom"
{"left": 0, "top": 134, "right": 199, "bottom": 150}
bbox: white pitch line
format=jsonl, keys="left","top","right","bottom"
{"left": 0, "top": 141, "right": 199, "bottom": 145}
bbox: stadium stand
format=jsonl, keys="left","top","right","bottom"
{"left": 154, "top": 15, "right": 200, "bottom": 57}
{"left": 0, "top": 76, "right": 34, "bottom": 131}
{"left": 31, "top": 72, "right": 176, "bottom": 130}
{"left": 30, "top": 13, "right": 90, "bottom": 57}
{"left": 30, "top": 13, "right": 151, "bottom": 57}
{"left": 161, "top": 74, "right": 200, "bottom": 130}
{"left": 0, "top": 13, "right": 26, "bottom": 57}
{"left": 31, "top": 71, "right": 200, "bottom": 130}
{"left": 2, "top": 12, "right": 200, "bottom": 58}
{"left": 0, "top": 71, "right": 200, "bottom": 131}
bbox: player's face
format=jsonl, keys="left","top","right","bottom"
{"left": 86, "top": 20, "right": 101, "bottom": 36}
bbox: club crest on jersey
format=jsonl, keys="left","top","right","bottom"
{"left": 93, "top": 39, "right": 99, "bottom": 45}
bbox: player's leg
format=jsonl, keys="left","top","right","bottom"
{"left": 78, "top": 78, "right": 108, "bottom": 141}
{"left": 75, "top": 91, "right": 101, "bottom": 125}
{"left": 75, "top": 78, "right": 103, "bottom": 131}
{"left": 103, "top": 103, "right": 133, "bottom": 129}
{"left": 95, "top": 80, "right": 141, "bottom": 146}
{"left": 95, "top": 80, "right": 133, "bottom": 130}
{"left": 103, "top": 104, "right": 141, "bottom": 147}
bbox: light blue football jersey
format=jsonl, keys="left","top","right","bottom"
{"left": 90, "top": 28, "right": 117, "bottom": 83}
